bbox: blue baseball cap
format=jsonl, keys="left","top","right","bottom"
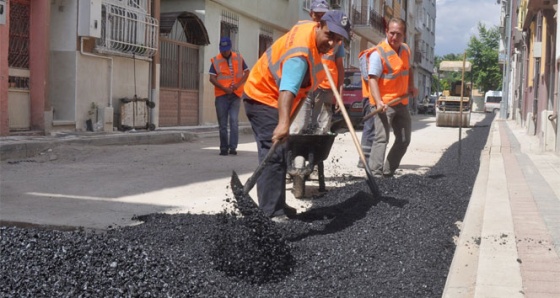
{"left": 219, "top": 37, "right": 232, "bottom": 52}
{"left": 321, "top": 10, "right": 351, "bottom": 41}
{"left": 311, "top": 0, "right": 329, "bottom": 12}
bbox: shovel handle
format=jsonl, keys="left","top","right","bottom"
{"left": 323, "top": 63, "right": 381, "bottom": 197}
{"left": 361, "top": 94, "right": 409, "bottom": 123}
{"left": 242, "top": 96, "right": 307, "bottom": 195}
{"left": 322, "top": 63, "right": 367, "bottom": 165}
{"left": 242, "top": 140, "right": 281, "bottom": 195}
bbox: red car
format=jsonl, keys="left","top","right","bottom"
{"left": 331, "top": 68, "right": 364, "bottom": 131}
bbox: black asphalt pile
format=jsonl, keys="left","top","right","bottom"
{"left": 0, "top": 121, "right": 491, "bottom": 297}
{"left": 210, "top": 172, "right": 295, "bottom": 285}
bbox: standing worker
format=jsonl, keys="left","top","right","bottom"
{"left": 290, "top": 0, "right": 346, "bottom": 135}
{"left": 209, "top": 37, "right": 250, "bottom": 156}
{"left": 364, "top": 18, "right": 418, "bottom": 177}
{"left": 243, "top": 11, "right": 351, "bottom": 221}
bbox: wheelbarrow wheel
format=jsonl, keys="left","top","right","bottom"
{"left": 292, "top": 175, "right": 305, "bottom": 199}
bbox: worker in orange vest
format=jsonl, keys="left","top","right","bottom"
{"left": 243, "top": 11, "right": 351, "bottom": 222}
{"left": 290, "top": 0, "right": 345, "bottom": 135}
{"left": 363, "top": 18, "right": 418, "bottom": 177}
{"left": 209, "top": 37, "right": 250, "bottom": 156}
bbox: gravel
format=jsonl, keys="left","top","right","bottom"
{"left": 0, "top": 120, "right": 491, "bottom": 297}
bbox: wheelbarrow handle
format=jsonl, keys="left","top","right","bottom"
{"left": 361, "top": 94, "right": 409, "bottom": 123}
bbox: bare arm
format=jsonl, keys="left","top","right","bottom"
{"left": 368, "top": 75, "right": 386, "bottom": 112}
{"left": 233, "top": 69, "right": 250, "bottom": 90}
{"left": 209, "top": 75, "right": 233, "bottom": 94}
{"left": 272, "top": 90, "right": 295, "bottom": 143}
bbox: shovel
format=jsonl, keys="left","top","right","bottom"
{"left": 323, "top": 63, "right": 381, "bottom": 198}
{"left": 232, "top": 96, "right": 307, "bottom": 203}
{"left": 361, "top": 94, "right": 409, "bottom": 123}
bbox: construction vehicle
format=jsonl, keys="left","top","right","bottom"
{"left": 435, "top": 61, "right": 472, "bottom": 127}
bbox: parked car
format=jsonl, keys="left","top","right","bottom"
{"left": 418, "top": 96, "right": 436, "bottom": 115}
{"left": 331, "top": 68, "right": 364, "bottom": 131}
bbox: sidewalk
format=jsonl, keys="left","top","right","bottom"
{"left": 443, "top": 119, "right": 560, "bottom": 297}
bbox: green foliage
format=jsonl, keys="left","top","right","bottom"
{"left": 466, "top": 23, "right": 502, "bottom": 93}
{"left": 433, "top": 23, "right": 502, "bottom": 95}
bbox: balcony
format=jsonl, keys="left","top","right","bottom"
{"left": 522, "top": 0, "right": 556, "bottom": 29}
{"left": 527, "top": 0, "right": 555, "bottom": 10}
{"left": 351, "top": 5, "right": 386, "bottom": 44}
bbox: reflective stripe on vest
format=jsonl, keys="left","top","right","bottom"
{"left": 375, "top": 40, "right": 410, "bottom": 106}
{"left": 318, "top": 42, "right": 340, "bottom": 90}
{"left": 211, "top": 52, "right": 245, "bottom": 97}
{"left": 243, "top": 22, "right": 324, "bottom": 114}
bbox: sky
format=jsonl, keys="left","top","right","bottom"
{"left": 435, "top": 0, "right": 502, "bottom": 56}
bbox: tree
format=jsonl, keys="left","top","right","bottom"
{"left": 466, "top": 23, "right": 502, "bottom": 93}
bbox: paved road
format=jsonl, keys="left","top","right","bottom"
{"left": 0, "top": 113, "right": 487, "bottom": 230}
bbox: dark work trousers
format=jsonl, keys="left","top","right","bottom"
{"left": 360, "top": 98, "right": 375, "bottom": 163}
{"left": 215, "top": 93, "right": 240, "bottom": 153}
{"left": 243, "top": 98, "right": 287, "bottom": 217}
{"left": 369, "top": 103, "right": 411, "bottom": 176}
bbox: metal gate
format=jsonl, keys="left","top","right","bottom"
{"left": 8, "top": 0, "right": 30, "bottom": 131}
{"left": 159, "top": 38, "right": 199, "bottom": 126}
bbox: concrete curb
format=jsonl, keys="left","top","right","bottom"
{"left": 0, "top": 126, "right": 254, "bottom": 161}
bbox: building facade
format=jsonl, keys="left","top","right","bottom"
{"left": 499, "top": 0, "right": 559, "bottom": 153}
{"left": 0, "top": 0, "right": 435, "bottom": 136}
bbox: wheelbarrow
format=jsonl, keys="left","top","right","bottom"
{"left": 286, "top": 133, "right": 337, "bottom": 198}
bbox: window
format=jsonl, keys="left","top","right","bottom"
{"left": 221, "top": 10, "right": 239, "bottom": 50}
{"left": 258, "top": 27, "right": 273, "bottom": 58}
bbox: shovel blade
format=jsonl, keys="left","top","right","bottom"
{"left": 231, "top": 171, "right": 260, "bottom": 216}
{"left": 363, "top": 164, "right": 381, "bottom": 198}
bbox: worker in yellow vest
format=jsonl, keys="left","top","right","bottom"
{"left": 243, "top": 11, "right": 351, "bottom": 222}
{"left": 209, "top": 37, "right": 250, "bottom": 156}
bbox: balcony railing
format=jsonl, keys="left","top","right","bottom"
{"left": 96, "top": 0, "right": 158, "bottom": 58}
{"left": 351, "top": 5, "right": 385, "bottom": 32}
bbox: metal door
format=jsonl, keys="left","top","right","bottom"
{"left": 7, "top": 0, "right": 30, "bottom": 131}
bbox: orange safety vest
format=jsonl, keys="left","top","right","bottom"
{"left": 211, "top": 52, "right": 245, "bottom": 97}
{"left": 243, "top": 21, "right": 325, "bottom": 115}
{"left": 318, "top": 42, "right": 341, "bottom": 90}
{"left": 360, "top": 40, "right": 411, "bottom": 106}
{"left": 358, "top": 47, "right": 376, "bottom": 103}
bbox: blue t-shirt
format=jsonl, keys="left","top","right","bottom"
{"left": 279, "top": 57, "right": 307, "bottom": 96}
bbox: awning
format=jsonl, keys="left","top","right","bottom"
{"left": 160, "top": 11, "right": 210, "bottom": 46}
{"left": 439, "top": 61, "right": 472, "bottom": 72}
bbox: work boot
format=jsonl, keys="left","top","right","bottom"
{"left": 284, "top": 204, "right": 297, "bottom": 217}
{"left": 219, "top": 150, "right": 228, "bottom": 156}
{"left": 229, "top": 149, "right": 237, "bottom": 155}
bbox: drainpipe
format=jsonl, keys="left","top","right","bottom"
{"left": 500, "top": 0, "right": 512, "bottom": 119}
{"left": 150, "top": 0, "right": 160, "bottom": 129}
{"left": 79, "top": 37, "right": 113, "bottom": 108}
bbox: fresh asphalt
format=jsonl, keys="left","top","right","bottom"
{"left": 1, "top": 112, "right": 559, "bottom": 296}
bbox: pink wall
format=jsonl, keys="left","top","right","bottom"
{"left": 0, "top": 0, "right": 9, "bottom": 136}
{"left": 29, "top": 0, "right": 50, "bottom": 131}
